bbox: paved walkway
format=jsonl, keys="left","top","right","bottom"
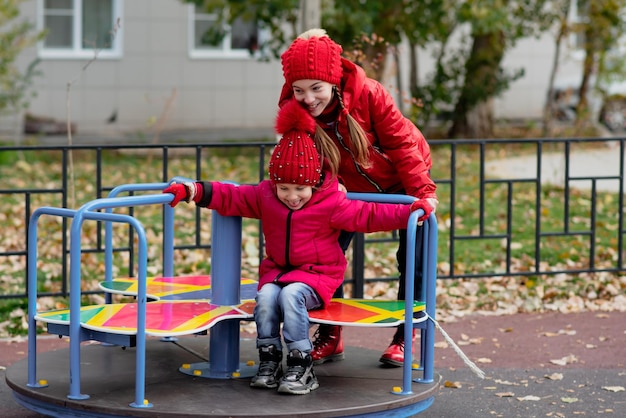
{"left": 485, "top": 142, "right": 624, "bottom": 193}
{"left": 3, "top": 311, "right": 625, "bottom": 417}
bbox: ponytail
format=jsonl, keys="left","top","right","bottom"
{"left": 335, "top": 87, "right": 371, "bottom": 168}
{"left": 314, "top": 125, "right": 340, "bottom": 177}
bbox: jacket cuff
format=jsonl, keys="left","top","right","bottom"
{"left": 196, "top": 182, "right": 213, "bottom": 207}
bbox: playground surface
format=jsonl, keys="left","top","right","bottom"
{"left": 2, "top": 309, "right": 625, "bottom": 417}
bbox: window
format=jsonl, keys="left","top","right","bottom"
{"left": 38, "top": 0, "right": 123, "bottom": 59}
{"left": 188, "top": 5, "right": 261, "bottom": 59}
{"left": 572, "top": 0, "right": 588, "bottom": 50}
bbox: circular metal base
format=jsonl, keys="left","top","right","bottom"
{"left": 7, "top": 337, "right": 439, "bottom": 417}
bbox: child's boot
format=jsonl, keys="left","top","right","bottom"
{"left": 277, "top": 349, "right": 319, "bottom": 395}
{"left": 250, "top": 345, "right": 282, "bottom": 388}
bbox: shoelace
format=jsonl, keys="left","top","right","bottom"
{"left": 312, "top": 329, "right": 333, "bottom": 349}
{"left": 391, "top": 335, "right": 405, "bottom": 351}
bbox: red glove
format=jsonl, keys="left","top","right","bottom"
{"left": 163, "top": 182, "right": 195, "bottom": 207}
{"left": 410, "top": 199, "right": 433, "bottom": 223}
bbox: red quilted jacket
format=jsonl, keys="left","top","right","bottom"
{"left": 280, "top": 58, "right": 437, "bottom": 200}
{"left": 203, "top": 174, "right": 412, "bottom": 306}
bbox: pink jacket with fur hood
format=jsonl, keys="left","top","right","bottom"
{"left": 199, "top": 174, "right": 412, "bottom": 306}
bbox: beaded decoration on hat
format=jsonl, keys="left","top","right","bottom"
{"left": 281, "top": 28, "right": 343, "bottom": 86}
{"left": 269, "top": 100, "right": 321, "bottom": 185}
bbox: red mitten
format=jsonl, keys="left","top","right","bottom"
{"left": 163, "top": 182, "right": 194, "bottom": 207}
{"left": 410, "top": 199, "right": 433, "bottom": 223}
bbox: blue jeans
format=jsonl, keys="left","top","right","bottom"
{"left": 254, "top": 282, "right": 322, "bottom": 353}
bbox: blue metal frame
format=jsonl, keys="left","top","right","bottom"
{"left": 26, "top": 182, "right": 438, "bottom": 407}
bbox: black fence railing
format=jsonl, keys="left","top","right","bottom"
{"left": 1, "top": 136, "right": 624, "bottom": 301}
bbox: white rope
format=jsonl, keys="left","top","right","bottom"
{"left": 425, "top": 312, "right": 486, "bottom": 379}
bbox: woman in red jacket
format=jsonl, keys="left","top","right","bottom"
{"left": 164, "top": 99, "right": 422, "bottom": 395}
{"left": 279, "top": 28, "right": 439, "bottom": 367}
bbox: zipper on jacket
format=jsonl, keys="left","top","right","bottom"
{"left": 284, "top": 210, "right": 293, "bottom": 266}
{"left": 334, "top": 123, "right": 384, "bottom": 192}
{"left": 272, "top": 211, "right": 293, "bottom": 285}
{"left": 273, "top": 271, "right": 286, "bottom": 284}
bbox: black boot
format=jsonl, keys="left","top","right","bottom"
{"left": 250, "top": 345, "right": 283, "bottom": 389}
{"left": 277, "top": 349, "right": 319, "bottom": 395}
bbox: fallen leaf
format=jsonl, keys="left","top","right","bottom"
{"left": 444, "top": 380, "right": 462, "bottom": 388}
{"left": 561, "top": 397, "right": 578, "bottom": 403}
{"left": 476, "top": 357, "right": 492, "bottom": 363}
{"left": 549, "top": 354, "right": 578, "bottom": 366}
{"left": 602, "top": 386, "right": 625, "bottom": 392}
{"left": 495, "top": 392, "right": 514, "bottom": 397}
{"left": 494, "top": 379, "right": 518, "bottom": 386}
{"left": 517, "top": 395, "right": 541, "bottom": 401}
{"left": 544, "top": 373, "right": 563, "bottom": 381}
{"left": 434, "top": 341, "right": 448, "bottom": 348}
{"left": 498, "top": 327, "right": 513, "bottom": 333}
{"left": 541, "top": 329, "right": 576, "bottom": 337}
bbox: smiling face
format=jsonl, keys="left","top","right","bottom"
{"left": 291, "top": 79, "right": 335, "bottom": 118}
{"left": 275, "top": 183, "right": 313, "bottom": 210}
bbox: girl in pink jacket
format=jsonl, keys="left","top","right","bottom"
{"left": 164, "top": 100, "right": 422, "bottom": 395}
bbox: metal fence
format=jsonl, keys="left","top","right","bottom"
{"left": 1, "top": 136, "right": 624, "bottom": 301}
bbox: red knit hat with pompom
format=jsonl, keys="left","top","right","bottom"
{"left": 269, "top": 100, "right": 321, "bottom": 185}
{"left": 281, "top": 28, "right": 343, "bottom": 86}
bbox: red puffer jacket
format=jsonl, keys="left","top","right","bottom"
{"left": 279, "top": 58, "right": 437, "bottom": 200}
{"left": 203, "top": 174, "right": 412, "bottom": 306}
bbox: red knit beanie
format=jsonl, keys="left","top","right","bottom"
{"left": 269, "top": 100, "right": 321, "bottom": 185}
{"left": 281, "top": 28, "right": 343, "bottom": 86}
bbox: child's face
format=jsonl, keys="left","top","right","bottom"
{"left": 291, "top": 80, "right": 334, "bottom": 118}
{"left": 275, "top": 183, "right": 313, "bottom": 210}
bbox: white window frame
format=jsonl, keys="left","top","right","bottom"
{"left": 567, "top": 0, "right": 586, "bottom": 60}
{"left": 37, "top": 0, "right": 123, "bottom": 59}
{"left": 187, "top": 4, "right": 263, "bottom": 60}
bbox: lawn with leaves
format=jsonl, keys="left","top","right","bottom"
{"left": 0, "top": 143, "right": 624, "bottom": 337}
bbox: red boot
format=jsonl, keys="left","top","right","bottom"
{"left": 379, "top": 328, "right": 418, "bottom": 367}
{"left": 310, "top": 325, "right": 344, "bottom": 365}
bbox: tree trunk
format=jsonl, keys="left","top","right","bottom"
{"left": 575, "top": 30, "right": 596, "bottom": 128}
{"left": 448, "top": 31, "right": 505, "bottom": 138}
{"left": 465, "top": 99, "right": 494, "bottom": 138}
{"left": 299, "top": 0, "right": 321, "bottom": 32}
{"left": 542, "top": 0, "right": 571, "bottom": 137}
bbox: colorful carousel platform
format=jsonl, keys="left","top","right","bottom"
{"left": 9, "top": 183, "right": 440, "bottom": 417}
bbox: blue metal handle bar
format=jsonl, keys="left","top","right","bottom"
{"left": 27, "top": 207, "right": 76, "bottom": 390}
{"left": 67, "top": 194, "right": 172, "bottom": 406}
{"left": 103, "top": 183, "right": 172, "bottom": 294}
{"left": 26, "top": 204, "right": 158, "bottom": 408}
{"left": 344, "top": 192, "right": 436, "bottom": 393}
{"left": 104, "top": 180, "right": 246, "bottom": 379}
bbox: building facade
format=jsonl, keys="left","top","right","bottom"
{"left": 7, "top": 0, "right": 591, "bottom": 139}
